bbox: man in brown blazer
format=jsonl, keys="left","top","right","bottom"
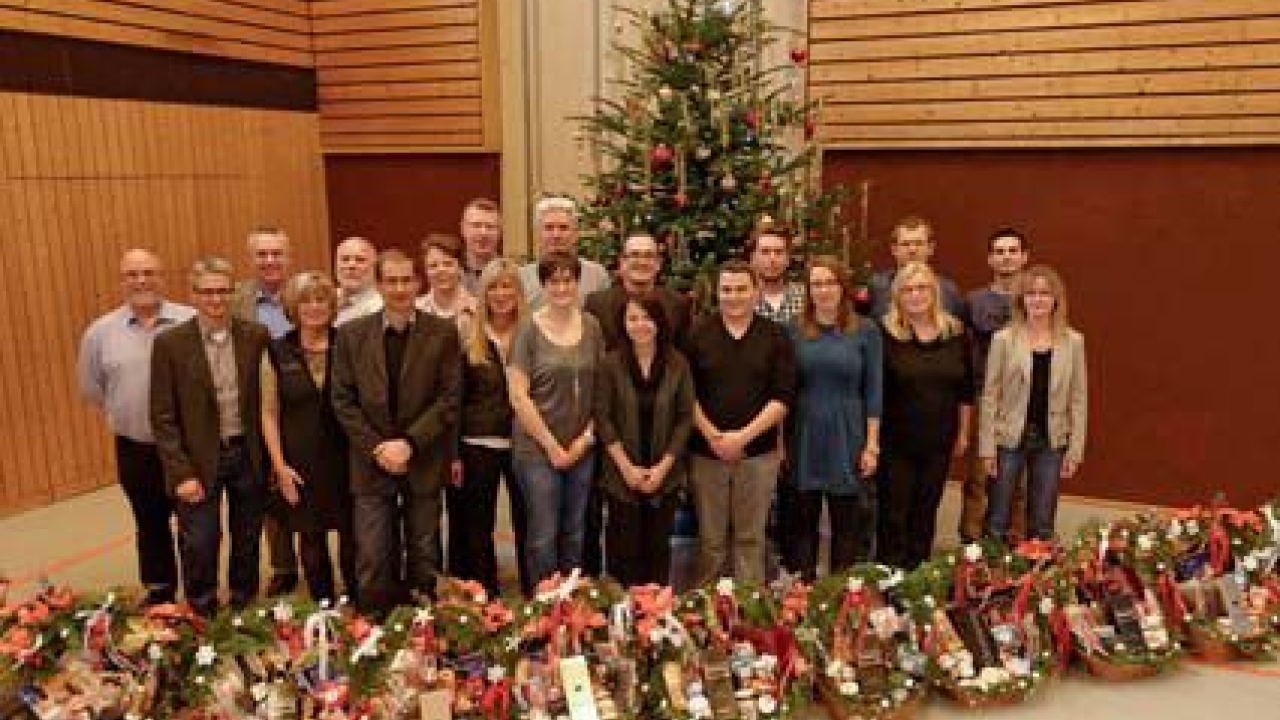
{"left": 150, "top": 256, "right": 270, "bottom": 616}
{"left": 331, "top": 249, "right": 462, "bottom": 614}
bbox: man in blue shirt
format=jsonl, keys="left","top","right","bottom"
{"left": 867, "top": 216, "right": 966, "bottom": 320}
{"left": 230, "top": 226, "right": 297, "bottom": 595}
{"left": 79, "top": 249, "right": 196, "bottom": 605}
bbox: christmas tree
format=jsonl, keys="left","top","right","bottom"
{"left": 576, "top": 0, "right": 863, "bottom": 297}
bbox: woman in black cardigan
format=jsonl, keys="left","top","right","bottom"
{"left": 449, "top": 258, "right": 530, "bottom": 597}
{"left": 260, "top": 272, "right": 355, "bottom": 604}
{"left": 593, "top": 290, "right": 695, "bottom": 587}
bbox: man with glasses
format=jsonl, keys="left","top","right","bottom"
{"left": 519, "top": 197, "right": 610, "bottom": 308}
{"left": 80, "top": 249, "right": 195, "bottom": 606}
{"left": 585, "top": 231, "right": 692, "bottom": 350}
{"left": 150, "top": 257, "right": 270, "bottom": 616}
{"left": 867, "top": 216, "right": 966, "bottom": 320}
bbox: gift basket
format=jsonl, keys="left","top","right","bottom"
{"left": 799, "top": 565, "right": 925, "bottom": 720}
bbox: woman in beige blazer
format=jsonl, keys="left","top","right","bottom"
{"left": 979, "top": 265, "right": 1087, "bottom": 541}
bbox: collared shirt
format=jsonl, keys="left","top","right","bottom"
{"left": 336, "top": 285, "right": 383, "bottom": 326}
{"left": 78, "top": 301, "right": 197, "bottom": 442}
{"left": 755, "top": 281, "right": 806, "bottom": 324}
{"left": 199, "top": 320, "right": 244, "bottom": 440}
{"left": 255, "top": 289, "right": 292, "bottom": 338}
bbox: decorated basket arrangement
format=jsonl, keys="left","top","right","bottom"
{"left": 1058, "top": 520, "right": 1182, "bottom": 680}
{"left": 898, "top": 543, "right": 1056, "bottom": 709}
{"left": 1160, "top": 501, "right": 1280, "bottom": 662}
{"left": 799, "top": 565, "right": 926, "bottom": 720}
{"left": 668, "top": 577, "right": 813, "bottom": 720}
{"left": 509, "top": 570, "right": 630, "bottom": 720}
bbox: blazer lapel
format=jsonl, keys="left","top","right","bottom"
{"left": 1049, "top": 333, "right": 1070, "bottom": 394}
{"left": 399, "top": 311, "right": 428, "bottom": 387}
{"left": 231, "top": 320, "right": 257, "bottom": 391}
{"left": 1012, "top": 331, "right": 1033, "bottom": 381}
{"left": 184, "top": 322, "right": 218, "bottom": 400}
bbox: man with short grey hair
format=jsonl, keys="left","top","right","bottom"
{"left": 518, "top": 197, "right": 610, "bottom": 307}
{"left": 151, "top": 256, "right": 270, "bottom": 615}
{"left": 334, "top": 235, "right": 383, "bottom": 326}
{"left": 79, "top": 249, "right": 195, "bottom": 606}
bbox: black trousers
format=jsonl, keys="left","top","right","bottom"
{"left": 876, "top": 450, "right": 952, "bottom": 570}
{"left": 352, "top": 488, "right": 442, "bottom": 615}
{"left": 445, "top": 445, "right": 529, "bottom": 597}
{"left": 605, "top": 494, "right": 677, "bottom": 588}
{"left": 775, "top": 475, "right": 804, "bottom": 572}
{"left": 174, "top": 440, "right": 266, "bottom": 615}
{"left": 297, "top": 522, "right": 357, "bottom": 605}
{"left": 582, "top": 484, "right": 604, "bottom": 577}
{"left": 114, "top": 436, "right": 179, "bottom": 603}
{"left": 792, "top": 485, "right": 876, "bottom": 582}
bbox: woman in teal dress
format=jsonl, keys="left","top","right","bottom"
{"left": 788, "top": 255, "right": 883, "bottom": 581}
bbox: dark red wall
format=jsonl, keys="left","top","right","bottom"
{"left": 825, "top": 148, "right": 1280, "bottom": 508}
{"left": 324, "top": 154, "right": 502, "bottom": 255}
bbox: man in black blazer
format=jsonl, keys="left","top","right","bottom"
{"left": 331, "top": 249, "right": 462, "bottom": 614}
{"left": 150, "top": 257, "right": 270, "bottom": 616}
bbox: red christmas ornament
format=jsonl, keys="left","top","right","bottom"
{"left": 744, "top": 109, "right": 761, "bottom": 130}
{"left": 758, "top": 176, "right": 772, "bottom": 192}
{"left": 650, "top": 144, "right": 675, "bottom": 166}
{"left": 804, "top": 115, "right": 817, "bottom": 140}
{"left": 673, "top": 192, "right": 688, "bottom": 208}
{"left": 853, "top": 286, "right": 870, "bottom": 305}
{"left": 790, "top": 47, "right": 809, "bottom": 65}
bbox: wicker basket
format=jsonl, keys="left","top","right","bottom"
{"left": 936, "top": 680, "right": 1027, "bottom": 709}
{"left": 1082, "top": 654, "right": 1161, "bottom": 681}
{"left": 1187, "top": 625, "right": 1238, "bottom": 663}
{"left": 816, "top": 677, "right": 922, "bottom": 720}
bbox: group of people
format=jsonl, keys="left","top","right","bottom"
{"left": 78, "top": 198, "right": 1088, "bottom": 616}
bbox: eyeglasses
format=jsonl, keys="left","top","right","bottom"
{"left": 193, "top": 287, "right": 232, "bottom": 297}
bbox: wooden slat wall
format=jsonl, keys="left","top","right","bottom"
{"left": 0, "top": 0, "right": 313, "bottom": 67}
{"left": 312, "top": 0, "right": 497, "bottom": 153}
{"left": 810, "top": 0, "right": 1280, "bottom": 147}
{"left": 0, "top": 93, "right": 329, "bottom": 514}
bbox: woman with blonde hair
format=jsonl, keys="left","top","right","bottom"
{"left": 787, "top": 256, "right": 883, "bottom": 580}
{"left": 260, "top": 272, "right": 355, "bottom": 603}
{"left": 877, "top": 261, "right": 974, "bottom": 568}
{"left": 980, "top": 265, "right": 1087, "bottom": 541}
{"left": 448, "top": 258, "right": 531, "bottom": 596}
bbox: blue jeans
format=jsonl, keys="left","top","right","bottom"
{"left": 515, "top": 449, "right": 596, "bottom": 585}
{"left": 984, "top": 439, "right": 1064, "bottom": 541}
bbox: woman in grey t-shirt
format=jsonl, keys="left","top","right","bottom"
{"left": 507, "top": 252, "right": 605, "bottom": 585}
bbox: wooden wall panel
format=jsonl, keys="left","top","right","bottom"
{"left": 0, "top": 0, "right": 311, "bottom": 67}
{"left": 312, "top": 0, "right": 498, "bottom": 153}
{"left": 0, "top": 93, "right": 329, "bottom": 514}
{"left": 810, "top": 0, "right": 1280, "bottom": 147}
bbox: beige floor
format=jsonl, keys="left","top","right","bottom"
{"left": 2, "top": 483, "right": 1276, "bottom": 718}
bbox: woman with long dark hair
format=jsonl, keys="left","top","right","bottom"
{"left": 593, "top": 291, "right": 695, "bottom": 586}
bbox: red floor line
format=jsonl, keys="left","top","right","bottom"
{"left": 8, "top": 532, "right": 134, "bottom": 588}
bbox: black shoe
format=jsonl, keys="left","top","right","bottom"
{"left": 142, "top": 586, "right": 176, "bottom": 607}
{"left": 265, "top": 574, "right": 298, "bottom": 598}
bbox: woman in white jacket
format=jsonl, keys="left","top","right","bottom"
{"left": 979, "top": 265, "right": 1087, "bottom": 541}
